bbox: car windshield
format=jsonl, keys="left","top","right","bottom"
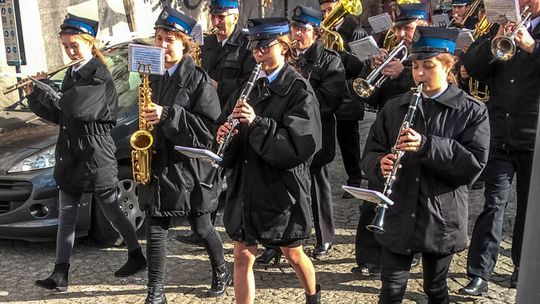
{"left": 9, "top": 47, "right": 141, "bottom": 113}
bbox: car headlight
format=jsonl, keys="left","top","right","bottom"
{"left": 8, "top": 145, "right": 56, "bottom": 173}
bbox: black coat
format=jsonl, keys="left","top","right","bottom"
{"left": 294, "top": 40, "right": 346, "bottom": 166}
{"left": 138, "top": 56, "right": 221, "bottom": 217}
{"left": 361, "top": 85, "right": 490, "bottom": 255}
{"left": 334, "top": 16, "right": 369, "bottom": 121}
{"left": 463, "top": 23, "right": 540, "bottom": 151}
{"left": 219, "top": 64, "right": 322, "bottom": 245}
{"left": 201, "top": 25, "right": 256, "bottom": 107}
{"left": 28, "top": 57, "right": 119, "bottom": 193}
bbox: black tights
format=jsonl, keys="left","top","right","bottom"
{"left": 146, "top": 213, "right": 225, "bottom": 285}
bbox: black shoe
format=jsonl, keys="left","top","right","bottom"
{"left": 305, "top": 284, "right": 321, "bottom": 304}
{"left": 459, "top": 277, "right": 488, "bottom": 296}
{"left": 351, "top": 263, "right": 380, "bottom": 277}
{"left": 256, "top": 248, "right": 281, "bottom": 267}
{"left": 176, "top": 231, "right": 204, "bottom": 247}
{"left": 145, "top": 284, "right": 167, "bottom": 304}
{"left": 115, "top": 247, "right": 147, "bottom": 277}
{"left": 510, "top": 267, "right": 519, "bottom": 288}
{"left": 207, "top": 263, "right": 232, "bottom": 297}
{"left": 312, "top": 243, "right": 332, "bottom": 259}
{"left": 35, "top": 263, "right": 70, "bottom": 292}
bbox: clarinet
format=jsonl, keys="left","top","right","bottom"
{"left": 367, "top": 82, "right": 424, "bottom": 233}
{"left": 200, "top": 62, "right": 263, "bottom": 190}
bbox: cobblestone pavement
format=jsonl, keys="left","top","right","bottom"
{"left": 0, "top": 112, "right": 519, "bottom": 304}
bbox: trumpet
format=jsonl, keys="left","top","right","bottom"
{"left": 199, "top": 62, "right": 263, "bottom": 190}
{"left": 368, "top": 83, "right": 423, "bottom": 233}
{"left": 491, "top": 6, "right": 532, "bottom": 61}
{"left": 3, "top": 59, "right": 84, "bottom": 95}
{"left": 447, "top": 0, "right": 482, "bottom": 28}
{"left": 352, "top": 40, "right": 408, "bottom": 98}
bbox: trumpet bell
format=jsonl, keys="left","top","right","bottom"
{"left": 353, "top": 78, "right": 375, "bottom": 98}
{"left": 491, "top": 36, "right": 516, "bottom": 61}
{"left": 130, "top": 130, "right": 153, "bottom": 151}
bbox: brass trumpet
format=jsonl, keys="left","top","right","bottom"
{"left": 353, "top": 40, "right": 408, "bottom": 98}
{"left": 2, "top": 59, "right": 84, "bottom": 95}
{"left": 491, "top": 6, "right": 532, "bottom": 61}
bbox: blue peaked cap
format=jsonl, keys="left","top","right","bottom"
{"left": 410, "top": 26, "right": 459, "bottom": 60}
{"left": 210, "top": 0, "right": 239, "bottom": 14}
{"left": 395, "top": 3, "right": 429, "bottom": 26}
{"left": 291, "top": 5, "right": 323, "bottom": 28}
{"left": 154, "top": 6, "right": 196, "bottom": 35}
{"left": 247, "top": 17, "right": 290, "bottom": 50}
{"left": 60, "top": 14, "right": 98, "bottom": 37}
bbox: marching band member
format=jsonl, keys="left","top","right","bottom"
{"left": 291, "top": 5, "right": 347, "bottom": 260}
{"left": 216, "top": 17, "right": 323, "bottom": 304}
{"left": 177, "top": 0, "right": 256, "bottom": 248}
{"left": 319, "top": 0, "right": 368, "bottom": 205}
{"left": 140, "top": 7, "right": 227, "bottom": 302}
{"left": 353, "top": 2, "right": 430, "bottom": 277}
{"left": 361, "top": 27, "right": 490, "bottom": 303}
{"left": 460, "top": 0, "right": 540, "bottom": 295}
{"left": 450, "top": 0, "right": 478, "bottom": 30}
{"left": 24, "top": 14, "right": 146, "bottom": 292}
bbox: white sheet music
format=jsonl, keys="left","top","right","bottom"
{"left": 368, "top": 13, "right": 393, "bottom": 33}
{"left": 484, "top": 0, "right": 520, "bottom": 23}
{"left": 341, "top": 185, "right": 395, "bottom": 206}
{"left": 174, "top": 146, "right": 222, "bottom": 163}
{"left": 192, "top": 24, "right": 204, "bottom": 46}
{"left": 349, "top": 36, "right": 381, "bottom": 62}
{"left": 128, "top": 44, "right": 165, "bottom": 75}
{"left": 432, "top": 14, "right": 451, "bottom": 27}
{"left": 456, "top": 29, "right": 475, "bottom": 50}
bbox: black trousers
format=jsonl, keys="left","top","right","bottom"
{"left": 355, "top": 202, "right": 381, "bottom": 266}
{"left": 380, "top": 248, "right": 452, "bottom": 304}
{"left": 310, "top": 165, "right": 334, "bottom": 245}
{"left": 467, "top": 148, "right": 533, "bottom": 280}
{"left": 336, "top": 119, "right": 362, "bottom": 185}
{"left": 146, "top": 212, "right": 225, "bottom": 285}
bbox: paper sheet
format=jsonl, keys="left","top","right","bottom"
{"left": 341, "top": 185, "right": 394, "bottom": 206}
{"left": 368, "top": 13, "right": 393, "bottom": 33}
{"left": 484, "top": 0, "right": 520, "bottom": 23}
{"left": 432, "top": 14, "right": 451, "bottom": 28}
{"left": 174, "top": 146, "right": 222, "bottom": 163}
{"left": 128, "top": 44, "right": 165, "bottom": 75}
{"left": 349, "top": 36, "right": 381, "bottom": 62}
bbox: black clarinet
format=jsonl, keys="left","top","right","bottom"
{"left": 200, "top": 62, "right": 263, "bottom": 190}
{"left": 367, "top": 82, "right": 424, "bottom": 233}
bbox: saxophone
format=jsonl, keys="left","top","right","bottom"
{"left": 130, "top": 70, "right": 154, "bottom": 185}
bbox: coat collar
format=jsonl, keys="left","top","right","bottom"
{"left": 265, "top": 64, "right": 303, "bottom": 97}
{"left": 399, "top": 84, "right": 467, "bottom": 109}
{"left": 171, "top": 55, "right": 196, "bottom": 86}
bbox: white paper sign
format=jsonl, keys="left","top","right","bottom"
{"left": 192, "top": 24, "right": 204, "bottom": 46}
{"left": 128, "top": 44, "right": 165, "bottom": 75}
{"left": 349, "top": 36, "right": 381, "bottom": 62}
{"left": 484, "top": 0, "right": 520, "bottom": 23}
{"left": 368, "top": 13, "right": 393, "bottom": 33}
{"left": 456, "top": 29, "right": 475, "bottom": 50}
{"left": 432, "top": 14, "right": 451, "bottom": 27}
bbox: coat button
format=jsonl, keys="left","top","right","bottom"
{"left": 406, "top": 249, "right": 411, "bottom": 254}
{"left": 62, "top": 126, "right": 66, "bottom": 130}
{"left": 411, "top": 213, "right": 416, "bottom": 218}
{"left": 506, "top": 113, "right": 510, "bottom": 117}
{"left": 59, "top": 157, "right": 63, "bottom": 161}
{"left": 415, "top": 178, "right": 419, "bottom": 182}
{"left": 510, "top": 79, "right": 514, "bottom": 83}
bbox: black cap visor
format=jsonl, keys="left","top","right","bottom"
{"left": 248, "top": 37, "right": 278, "bottom": 50}
{"left": 394, "top": 18, "right": 419, "bottom": 27}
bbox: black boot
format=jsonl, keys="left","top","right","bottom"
{"left": 256, "top": 247, "right": 282, "bottom": 267}
{"left": 207, "top": 263, "right": 232, "bottom": 297}
{"left": 145, "top": 284, "right": 167, "bottom": 304}
{"left": 35, "top": 262, "right": 70, "bottom": 292}
{"left": 306, "top": 284, "right": 321, "bottom": 304}
{"left": 115, "top": 247, "right": 147, "bottom": 277}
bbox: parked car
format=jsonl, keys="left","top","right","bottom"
{"left": 0, "top": 36, "right": 154, "bottom": 245}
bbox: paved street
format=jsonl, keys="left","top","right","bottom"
{"left": 0, "top": 112, "right": 518, "bottom": 304}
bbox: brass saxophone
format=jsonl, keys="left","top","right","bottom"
{"left": 130, "top": 68, "right": 154, "bottom": 185}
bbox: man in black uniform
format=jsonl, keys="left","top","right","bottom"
{"left": 291, "top": 5, "right": 347, "bottom": 259}
{"left": 352, "top": 2, "right": 430, "bottom": 277}
{"left": 177, "top": 0, "right": 255, "bottom": 246}
{"left": 450, "top": 0, "right": 478, "bottom": 30}
{"left": 460, "top": 0, "right": 540, "bottom": 295}
{"left": 319, "top": 0, "right": 368, "bottom": 201}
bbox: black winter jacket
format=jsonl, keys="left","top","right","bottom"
{"left": 294, "top": 40, "right": 346, "bottom": 166}
{"left": 361, "top": 85, "right": 490, "bottom": 255}
{"left": 219, "top": 64, "right": 322, "bottom": 245}
{"left": 138, "top": 56, "right": 221, "bottom": 217}
{"left": 28, "top": 57, "right": 119, "bottom": 193}
{"left": 463, "top": 23, "right": 540, "bottom": 151}
{"left": 201, "top": 25, "right": 256, "bottom": 107}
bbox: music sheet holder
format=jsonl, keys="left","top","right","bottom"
{"left": 174, "top": 146, "right": 222, "bottom": 163}
{"left": 341, "top": 185, "right": 395, "bottom": 207}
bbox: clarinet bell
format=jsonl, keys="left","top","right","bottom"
{"left": 366, "top": 206, "right": 386, "bottom": 234}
